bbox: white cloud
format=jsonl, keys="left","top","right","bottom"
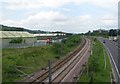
{"left": 74, "top": 0, "right": 119, "bottom": 8}
{"left": 0, "top": 0, "right": 118, "bottom": 33}
{"left": 0, "top": 10, "right": 117, "bottom": 33}
{"left": 0, "top": 11, "right": 91, "bottom": 32}
{"left": 0, "top": 19, "right": 21, "bottom": 27}
{"left": 90, "top": 14, "right": 118, "bottom": 30}
{"left": 1, "top": 0, "right": 119, "bottom": 10}
{"left": 21, "top": 11, "right": 68, "bottom": 29}
{"left": 1, "top": 0, "right": 71, "bottom": 10}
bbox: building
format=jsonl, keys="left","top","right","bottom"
{"left": 33, "top": 33, "right": 66, "bottom": 37}
{"left": 0, "top": 31, "right": 37, "bottom": 48}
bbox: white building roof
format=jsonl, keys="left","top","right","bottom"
{"left": 0, "top": 31, "right": 35, "bottom": 39}
{"left": 33, "top": 33, "right": 66, "bottom": 37}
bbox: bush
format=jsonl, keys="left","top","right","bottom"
{"left": 52, "top": 35, "right": 81, "bottom": 57}
{"left": 3, "top": 34, "right": 82, "bottom": 82}
{"left": 52, "top": 43, "right": 62, "bottom": 55}
{"left": 9, "top": 38, "right": 23, "bottom": 43}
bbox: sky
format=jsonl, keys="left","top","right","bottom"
{"left": 0, "top": 0, "right": 119, "bottom": 33}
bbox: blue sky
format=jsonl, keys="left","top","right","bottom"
{"left": 0, "top": 0, "right": 118, "bottom": 33}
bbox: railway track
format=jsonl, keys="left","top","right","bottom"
{"left": 21, "top": 38, "right": 89, "bottom": 83}
{"left": 50, "top": 40, "right": 89, "bottom": 83}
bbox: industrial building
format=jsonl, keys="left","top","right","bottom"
{"left": 0, "top": 31, "right": 37, "bottom": 48}
{"left": 33, "top": 33, "right": 66, "bottom": 37}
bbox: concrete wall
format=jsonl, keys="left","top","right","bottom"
{"left": 23, "top": 37, "right": 37, "bottom": 43}
{"left": 2, "top": 38, "right": 11, "bottom": 48}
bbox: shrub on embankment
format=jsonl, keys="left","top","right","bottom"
{"left": 2, "top": 34, "right": 81, "bottom": 82}
{"left": 52, "top": 35, "right": 81, "bottom": 57}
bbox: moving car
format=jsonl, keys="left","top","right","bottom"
{"left": 103, "top": 40, "right": 106, "bottom": 43}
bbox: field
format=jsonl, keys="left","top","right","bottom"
{"left": 78, "top": 38, "right": 112, "bottom": 83}
{"left": 2, "top": 35, "right": 81, "bottom": 82}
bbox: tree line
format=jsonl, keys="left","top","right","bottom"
{"left": 84, "top": 29, "right": 120, "bottom": 37}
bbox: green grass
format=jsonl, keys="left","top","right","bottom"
{"left": 78, "top": 38, "right": 112, "bottom": 83}
{"left": 2, "top": 35, "right": 81, "bottom": 82}
{"left": 3, "top": 46, "right": 56, "bottom": 82}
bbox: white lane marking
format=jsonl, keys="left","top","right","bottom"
{"left": 106, "top": 47, "right": 116, "bottom": 81}
{"left": 106, "top": 47, "right": 120, "bottom": 78}
{"left": 99, "top": 39, "right": 120, "bottom": 80}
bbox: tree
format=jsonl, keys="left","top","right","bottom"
{"left": 109, "top": 29, "right": 117, "bottom": 36}
{"left": 118, "top": 29, "right": 120, "bottom": 35}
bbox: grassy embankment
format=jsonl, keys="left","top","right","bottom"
{"left": 78, "top": 38, "right": 112, "bottom": 83}
{"left": 2, "top": 35, "right": 81, "bottom": 82}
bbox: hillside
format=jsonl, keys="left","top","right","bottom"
{"left": 0, "top": 25, "right": 48, "bottom": 34}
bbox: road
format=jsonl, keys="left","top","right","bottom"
{"left": 98, "top": 37, "right": 120, "bottom": 83}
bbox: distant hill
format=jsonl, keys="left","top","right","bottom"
{"left": 0, "top": 24, "right": 72, "bottom": 35}
{"left": 0, "top": 25, "right": 48, "bottom": 34}
{"left": 52, "top": 31, "right": 73, "bottom": 35}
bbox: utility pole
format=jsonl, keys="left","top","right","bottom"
{"left": 48, "top": 60, "right": 52, "bottom": 84}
